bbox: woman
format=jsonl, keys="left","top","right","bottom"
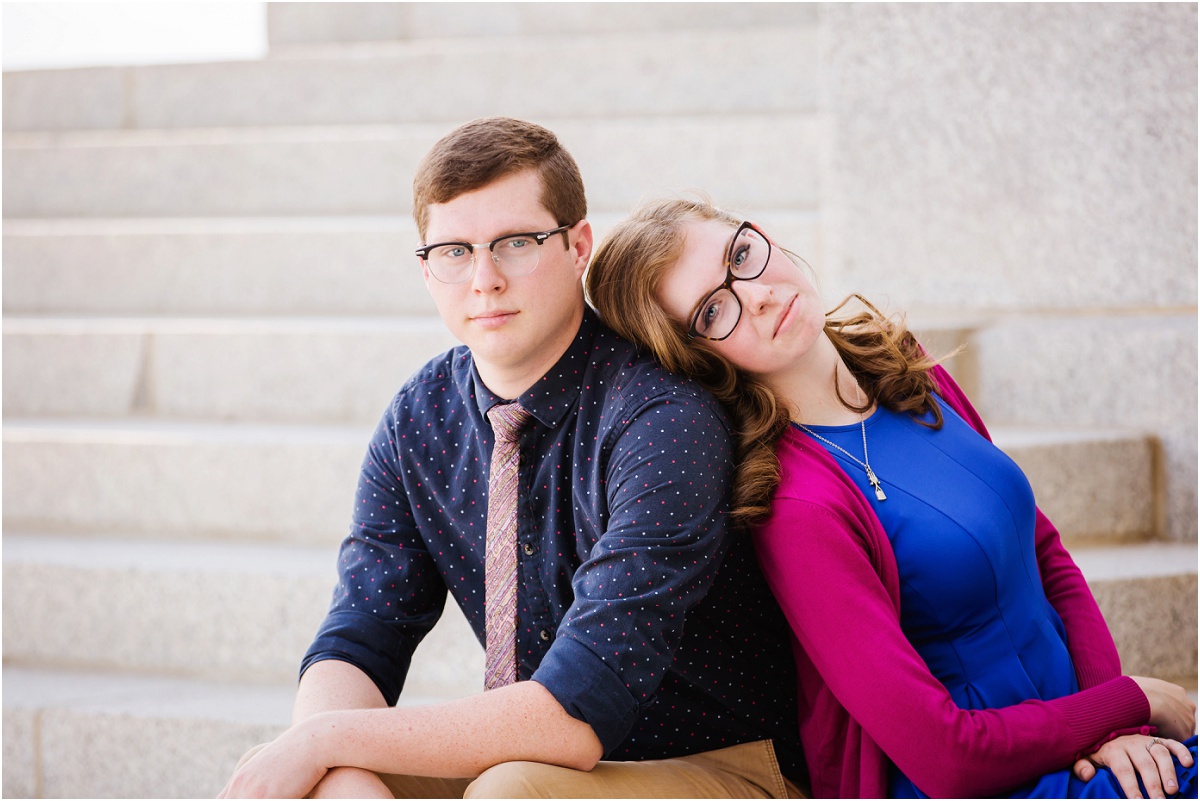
{"left": 585, "top": 197, "right": 1197, "bottom": 799}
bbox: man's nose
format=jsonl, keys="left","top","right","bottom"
{"left": 470, "top": 247, "right": 505, "bottom": 292}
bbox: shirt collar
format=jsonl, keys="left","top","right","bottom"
{"left": 471, "top": 307, "right": 599, "bottom": 430}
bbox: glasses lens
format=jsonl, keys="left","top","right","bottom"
{"left": 691, "top": 287, "right": 742, "bottom": 340}
{"left": 492, "top": 234, "right": 542, "bottom": 276}
{"left": 426, "top": 244, "right": 475, "bottom": 283}
{"left": 729, "top": 226, "right": 770, "bottom": 279}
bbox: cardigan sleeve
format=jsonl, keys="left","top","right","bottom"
{"left": 755, "top": 489, "right": 1149, "bottom": 798}
{"left": 928, "top": 365, "right": 1122, "bottom": 687}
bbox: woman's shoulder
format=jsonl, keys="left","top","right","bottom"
{"left": 760, "top": 425, "right": 883, "bottom": 540}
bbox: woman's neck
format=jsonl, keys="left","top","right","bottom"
{"left": 763, "top": 333, "right": 867, "bottom": 426}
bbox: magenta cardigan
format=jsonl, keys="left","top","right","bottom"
{"left": 754, "top": 365, "right": 1150, "bottom": 798}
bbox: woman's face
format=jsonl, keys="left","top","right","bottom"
{"left": 656, "top": 218, "right": 825, "bottom": 378}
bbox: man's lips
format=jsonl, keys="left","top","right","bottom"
{"left": 471, "top": 310, "right": 519, "bottom": 327}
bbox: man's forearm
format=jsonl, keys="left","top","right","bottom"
{"left": 303, "top": 679, "right": 603, "bottom": 779}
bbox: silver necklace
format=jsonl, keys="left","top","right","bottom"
{"left": 795, "top": 381, "right": 888, "bottom": 502}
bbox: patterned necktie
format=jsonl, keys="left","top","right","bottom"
{"left": 484, "top": 402, "right": 532, "bottom": 690}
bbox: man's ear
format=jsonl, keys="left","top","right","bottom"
{"left": 571, "top": 220, "right": 594, "bottom": 280}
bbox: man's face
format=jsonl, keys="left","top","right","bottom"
{"left": 419, "top": 168, "right": 592, "bottom": 398}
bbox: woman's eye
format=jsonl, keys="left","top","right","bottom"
{"left": 732, "top": 244, "right": 750, "bottom": 268}
{"left": 701, "top": 300, "right": 723, "bottom": 329}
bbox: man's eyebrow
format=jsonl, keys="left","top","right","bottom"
{"left": 425, "top": 226, "right": 547, "bottom": 246}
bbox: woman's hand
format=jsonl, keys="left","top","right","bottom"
{"left": 1132, "top": 676, "right": 1198, "bottom": 742}
{"left": 1073, "top": 734, "right": 1193, "bottom": 799}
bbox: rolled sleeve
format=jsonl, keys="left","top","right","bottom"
{"left": 533, "top": 637, "right": 640, "bottom": 753}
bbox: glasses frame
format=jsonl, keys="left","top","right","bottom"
{"left": 687, "top": 221, "right": 772, "bottom": 341}
{"left": 415, "top": 224, "right": 573, "bottom": 284}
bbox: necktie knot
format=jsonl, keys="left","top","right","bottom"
{"left": 488, "top": 402, "right": 531, "bottom": 444}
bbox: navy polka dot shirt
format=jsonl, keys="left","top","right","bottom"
{"left": 302, "top": 308, "right": 803, "bottom": 781}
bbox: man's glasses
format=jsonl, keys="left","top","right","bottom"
{"left": 415, "top": 225, "right": 573, "bottom": 284}
{"left": 688, "top": 222, "right": 772, "bottom": 341}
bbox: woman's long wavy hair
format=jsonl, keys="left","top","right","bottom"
{"left": 586, "top": 197, "right": 946, "bottom": 529}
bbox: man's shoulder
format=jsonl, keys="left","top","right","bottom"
{"left": 586, "top": 323, "right": 729, "bottom": 424}
{"left": 387, "top": 344, "right": 473, "bottom": 413}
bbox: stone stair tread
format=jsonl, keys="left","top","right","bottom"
{"left": 2, "top": 664, "right": 450, "bottom": 719}
{"left": 0, "top": 411, "right": 1149, "bottom": 445}
{"left": 3, "top": 208, "right": 820, "bottom": 232}
{"left": 1072, "top": 542, "right": 1199, "bottom": 580}
{"left": 3, "top": 416, "right": 372, "bottom": 442}
{"left": 2, "top": 530, "right": 332, "bottom": 574}
{"left": 3, "top": 313, "right": 443, "bottom": 333}
{"left": 2, "top": 113, "right": 816, "bottom": 149}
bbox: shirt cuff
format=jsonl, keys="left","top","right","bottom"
{"left": 300, "top": 610, "right": 414, "bottom": 706}
{"left": 532, "top": 635, "right": 640, "bottom": 755}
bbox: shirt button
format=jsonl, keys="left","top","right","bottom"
{"left": 539, "top": 629, "right": 552, "bottom": 641}
{"left": 522, "top": 543, "right": 535, "bottom": 556}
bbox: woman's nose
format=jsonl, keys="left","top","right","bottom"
{"left": 737, "top": 279, "right": 775, "bottom": 313}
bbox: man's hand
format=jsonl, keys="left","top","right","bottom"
{"left": 218, "top": 717, "right": 331, "bottom": 799}
{"left": 1131, "top": 676, "right": 1198, "bottom": 743}
{"left": 1072, "top": 734, "right": 1193, "bottom": 799}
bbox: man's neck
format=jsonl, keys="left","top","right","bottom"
{"left": 474, "top": 306, "right": 585, "bottom": 401}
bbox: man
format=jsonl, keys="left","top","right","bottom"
{"left": 221, "top": 117, "right": 804, "bottom": 798}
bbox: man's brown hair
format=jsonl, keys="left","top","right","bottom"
{"left": 412, "top": 117, "right": 588, "bottom": 240}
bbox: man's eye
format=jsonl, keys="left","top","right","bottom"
{"left": 436, "top": 245, "right": 470, "bottom": 260}
{"left": 503, "top": 237, "right": 534, "bottom": 250}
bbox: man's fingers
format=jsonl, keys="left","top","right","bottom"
{"left": 1073, "top": 758, "right": 1097, "bottom": 782}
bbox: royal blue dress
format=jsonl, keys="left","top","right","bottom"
{"left": 798, "top": 398, "right": 1197, "bottom": 798}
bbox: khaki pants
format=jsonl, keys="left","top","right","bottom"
{"left": 236, "top": 739, "right": 805, "bottom": 798}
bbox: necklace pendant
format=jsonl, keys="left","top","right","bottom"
{"left": 866, "top": 466, "right": 887, "bottom": 501}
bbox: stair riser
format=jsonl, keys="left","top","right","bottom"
{"left": 1092, "top": 572, "right": 1199, "bottom": 681}
{"left": 3, "top": 116, "right": 821, "bottom": 218}
{"left": 5, "top": 27, "right": 818, "bottom": 132}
